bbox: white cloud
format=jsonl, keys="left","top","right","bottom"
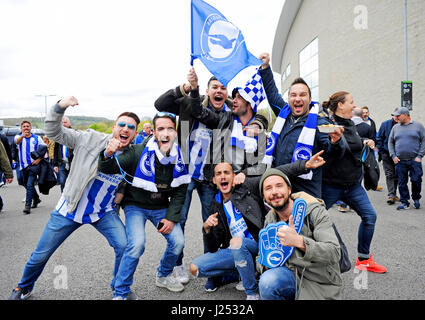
{"left": 0, "top": 0, "right": 284, "bottom": 119}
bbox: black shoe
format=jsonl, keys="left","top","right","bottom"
{"left": 9, "top": 287, "right": 32, "bottom": 300}
{"left": 387, "top": 197, "right": 395, "bottom": 205}
{"left": 32, "top": 198, "right": 41, "bottom": 208}
{"left": 23, "top": 204, "right": 31, "bottom": 214}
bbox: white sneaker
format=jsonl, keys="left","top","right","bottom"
{"left": 246, "top": 294, "right": 259, "bottom": 300}
{"left": 156, "top": 274, "right": 185, "bottom": 292}
{"left": 174, "top": 265, "right": 190, "bottom": 284}
{"left": 235, "top": 281, "right": 245, "bottom": 291}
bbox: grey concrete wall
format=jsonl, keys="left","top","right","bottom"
{"left": 276, "top": 0, "right": 425, "bottom": 127}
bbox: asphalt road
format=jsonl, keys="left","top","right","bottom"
{"left": 1, "top": 166, "right": 424, "bottom": 301}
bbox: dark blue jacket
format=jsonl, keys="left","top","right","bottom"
{"left": 259, "top": 66, "right": 345, "bottom": 198}
{"left": 376, "top": 118, "right": 396, "bottom": 154}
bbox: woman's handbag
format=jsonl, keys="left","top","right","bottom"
{"left": 361, "top": 145, "right": 380, "bottom": 191}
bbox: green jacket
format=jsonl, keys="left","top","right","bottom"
{"left": 98, "top": 137, "right": 188, "bottom": 223}
{"left": 0, "top": 141, "right": 13, "bottom": 179}
{"left": 257, "top": 192, "right": 342, "bottom": 300}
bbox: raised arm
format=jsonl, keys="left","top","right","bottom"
{"left": 44, "top": 96, "right": 81, "bottom": 149}
{"left": 188, "top": 68, "right": 220, "bottom": 129}
{"left": 258, "top": 52, "right": 287, "bottom": 116}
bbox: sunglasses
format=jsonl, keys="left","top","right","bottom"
{"left": 155, "top": 111, "right": 176, "bottom": 118}
{"left": 117, "top": 122, "right": 136, "bottom": 130}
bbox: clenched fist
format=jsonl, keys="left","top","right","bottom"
{"left": 58, "top": 96, "right": 79, "bottom": 109}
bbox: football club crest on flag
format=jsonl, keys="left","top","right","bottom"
{"left": 258, "top": 198, "right": 307, "bottom": 269}
{"left": 191, "top": 0, "right": 262, "bottom": 86}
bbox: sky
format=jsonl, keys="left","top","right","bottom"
{"left": 0, "top": 0, "right": 284, "bottom": 121}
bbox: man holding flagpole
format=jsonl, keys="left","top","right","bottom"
{"left": 154, "top": 0, "right": 267, "bottom": 286}
{"left": 188, "top": 67, "right": 268, "bottom": 179}
{"left": 258, "top": 53, "right": 345, "bottom": 198}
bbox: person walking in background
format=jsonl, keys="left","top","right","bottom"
{"left": 352, "top": 107, "right": 375, "bottom": 141}
{"left": 134, "top": 122, "right": 152, "bottom": 144}
{"left": 14, "top": 121, "right": 46, "bottom": 214}
{"left": 53, "top": 116, "right": 74, "bottom": 192}
{"left": 388, "top": 107, "right": 425, "bottom": 210}
{"left": 377, "top": 110, "right": 399, "bottom": 205}
{"left": 361, "top": 106, "right": 377, "bottom": 138}
{"left": 0, "top": 140, "right": 14, "bottom": 213}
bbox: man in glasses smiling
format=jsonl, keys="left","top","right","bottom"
{"left": 9, "top": 96, "right": 140, "bottom": 300}
{"left": 98, "top": 111, "right": 190, "bottom": 299}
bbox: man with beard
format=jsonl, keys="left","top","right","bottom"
{"left": 256, "top": 168, "right": 342, "bottom": 300}
{"left": 9, "top": 96, "right": 135, "bottom": 300}
{"left": 258, "top": 53, "right": 344, "bottom": 199}
{"left": 388, "top": 107, "right": 425, "bottom": 210}
{"left": 98, "top": 112, "right": 190, "bottom": 299}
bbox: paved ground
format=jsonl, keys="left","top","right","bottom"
{"left": 1, "top": 165, "right": 424, "bottom": 301}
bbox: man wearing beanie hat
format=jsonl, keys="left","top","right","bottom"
{"left": 388, "top": 107, "right": 425, "bottom": 210}
{"left": 256, "top": 168, "right": 342, "bottom": 300}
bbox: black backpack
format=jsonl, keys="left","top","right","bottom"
{"left": 308, "top": 216, "right": 352, "bottom": 273}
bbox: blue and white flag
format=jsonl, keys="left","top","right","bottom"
{"left": 258, "top": 198, "right": 307, "bottom": 269}
{"left": 263, "top": 102, "right": 319, "bottom": 180}
{"left": 191, "top": 0, "right": 262, "bottom": 86}
{"left": 132, "top": 137, "right": 191, "bottom": 192}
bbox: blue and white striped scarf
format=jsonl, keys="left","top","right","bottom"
{"left": 263, "top": 102, "right": 319, "bottom": 180}
{"left": 229, "top": 115, "right": 258, "bottom": 153}
{"left": 132, "top": 137, "right": 190, "bottom": 192}
{"left": 216, "top": 192, "right": 253, "bottom": 240}
{"left": 188, "top": 104, "right": 230, "bottom": 180}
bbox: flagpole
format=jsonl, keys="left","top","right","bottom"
{"left": 190, "top": 0, "right": 194, "bottom": 66}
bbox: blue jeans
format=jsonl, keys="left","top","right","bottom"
{"left": 395, "top": 160, "right": 423, "bottom": 205}
{"left": 191, "top": 237, "right": 258, "bottom": 295}
{"left": 113, "top": 206, "right": 184, "bottom": 298}
{"left": 259, "top": 266, "right": 296, "bottom": 300}
{"left": 56, "top": 163, "right": 69, "bottom": 193}
{"left": 21, "top": 166, "right": 40, "bottom": 205}
{"left": 17, "top": 210, "right": 127, "bottom": 292}
{"left": 322, "top": 182, "right": 377, "bottom": 258}
{"left": 177, "top": 179, "right": 216, "bottom": 265}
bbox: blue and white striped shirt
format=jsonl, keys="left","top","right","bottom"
{"left": 55, "top": 171, "right": 123, "bottom": 224}
{"left": 14, "top": 134, "right": 45, "bottom": 170}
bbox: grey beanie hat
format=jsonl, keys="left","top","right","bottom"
{"left": 259, "top": 168, "right": 292, "bottom": 198}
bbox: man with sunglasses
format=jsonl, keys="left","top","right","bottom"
{"left": 154, "top": 70, "right": 268, "bottom": 287}
{"left": 98, "top": 111, "right": 189, "bottom": 299}
{"left": 9, "top": 96, "right": 139, "bottom": 300}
